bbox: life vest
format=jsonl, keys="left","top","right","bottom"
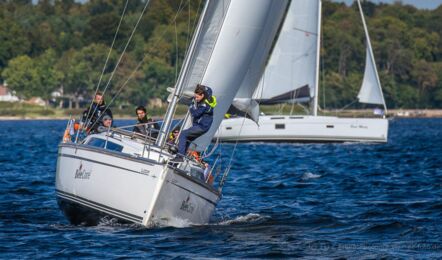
{"left": 189, "top": 150, "right": 202, "bottom": 162}
{"left": 204, "top": 95, "right": 217, "bottom": 109}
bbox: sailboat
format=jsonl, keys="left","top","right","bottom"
{"left": 55, "top": 0, "right": 289, "bottom": 227}
{"left": 215, "top": 0, "right": 389, "bottom": 143}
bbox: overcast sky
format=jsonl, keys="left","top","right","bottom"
{"left": 332, "top": 0, "right": 442, "bottom": 10}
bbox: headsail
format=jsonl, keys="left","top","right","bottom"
{"left": 356, "top": 0, "right": 387, "bottom": 111}
{"left": 175, "top": 0, "right": 289, "bottom": 151}
{"left": 252, "top": 0, "right": 321, "bottom": 107}
{"left": 357, "top": 46, "right": 384, "bottom": 105}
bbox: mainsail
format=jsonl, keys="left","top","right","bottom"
{"left": 252, "top": 0, "right": 321, "bottom": 107}
{"left": 170, "top": 0, "right": 289, "bottom": 151}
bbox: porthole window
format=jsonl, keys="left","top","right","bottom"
{"left": 275, "top": 124, "right": 285, "bottom": 129}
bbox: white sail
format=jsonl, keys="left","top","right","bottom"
{"left": 179, "top": 0, "right": 289, "bottom": 151}
{"left": 178, "top": 0, "right": 231, "bottom": 99}
{"left": 356, "top": 0, "right": 386, "bottom": 108}
{"left": 231, "top": 0, "right": 293, "bottom": 122}
{"left": 357, "top": 46, "right": 384, "bottom": 105}
{"left": 215, "top": 0, "right": 389, "bottom": 143}
{"left": 252, "top": 0, "right": 320, "bottom": 104}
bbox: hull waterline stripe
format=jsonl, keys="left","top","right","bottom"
{"left": 56, "top": 189, "right": 143, "bottom": 223}
{"left": 57, "top": 194, "right": 142, "bottom": 224}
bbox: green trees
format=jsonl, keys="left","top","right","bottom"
{"left": 2, "top": 49, "right": 61, "bottom": 100}
{"left": 320, "top": 0, "right": 441, "bottom": 109}
{"left": 0, "top": 0, "right": 440, "bottom": 109}
{"left": 2, "top": 55, "right": 37, "bottom": 99}
{"left": 0, "top": 17, "right": 31, "bottom": 68}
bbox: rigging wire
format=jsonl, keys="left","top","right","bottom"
{"left": 85, "top": 0, "right": 153, "bottom": 130}
{"left": 158, "top": 0, "right": 205, "bottom": 146}
{"left": 186, "top": 0, "right": 191, "bottom": 50}
{"left": 173, "top": 0, "right": 187, "bottom": 83}
{"left": 87, "top": 0, "right": 198, "bottom": 133}
{"left": 290, "top": 101, "right": 296, "bottom": 115}
{"left": 219, "top": 114, "right": 248, "bottom": 190}
{"left": 76, "top": 0, "right": 129, "bottom": 142}
{"left": 202, "top": 134, "right": 219, "bottom": 159}
{"left": 337, "top": 99, "right": 358, "bottom": 112}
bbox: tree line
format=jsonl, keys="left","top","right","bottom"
{"left": 0, "top": 0, "right": 441, "bottom": 109}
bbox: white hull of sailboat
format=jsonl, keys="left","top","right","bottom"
{"left": 56, "top": 143, "right": 219, "bottom": 227}
{"left": 215, "top": 115, "right": 388, "bottom": 143}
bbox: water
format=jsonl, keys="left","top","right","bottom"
{"left": 1, "top": 118, "right": 441, "bottom": 258}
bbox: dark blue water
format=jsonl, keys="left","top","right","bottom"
{"left": 1, "top": 118, "right": 441, "bottom": 258}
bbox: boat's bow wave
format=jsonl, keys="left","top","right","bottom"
{"left": 152, "top": 217, "right": 194, "bottom": 228}
{"left": 96, "top": 212, "right": 198, "bottom": 229}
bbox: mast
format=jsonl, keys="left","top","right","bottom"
{"left": 155, "top": 0, "right": 210, "bottom": 147}
{"left": 312, "top": 0, "right": 322, "bottom": 116}
{"left": 357, "top": 0, "right": 387, "bottom": 115}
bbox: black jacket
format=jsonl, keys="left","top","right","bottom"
{"left": 82, "top": 102, "right": 113, "bottom": 133}
{"left": 133, "top": 116, "right": 160, "bottom": 138}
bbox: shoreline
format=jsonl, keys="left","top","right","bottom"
{"left": 1, "top": 109, "right": 442, "bottom": 120}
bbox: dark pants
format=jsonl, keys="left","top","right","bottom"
{"left": 178, "top": 126, "right": 206, "bottom": 156}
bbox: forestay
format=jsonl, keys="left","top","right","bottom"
{"left": 179, "top": 0, "right": 289, "bottom": 151}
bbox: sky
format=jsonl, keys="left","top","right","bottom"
{"left": 333, "top": 0, "right": 442, "bottom": 10}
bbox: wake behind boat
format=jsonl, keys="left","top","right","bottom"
{"left": 215, "top": 0, "right": 389, "bottom": 143}
{"left": 55, "top": 0, "right": 289, "bottom": 227}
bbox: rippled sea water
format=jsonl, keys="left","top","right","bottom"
{"left": 0, "top": 118, "right": 441, "bottom": 258}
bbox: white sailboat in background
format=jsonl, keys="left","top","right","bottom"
{"left": 55, "top": 0, "right": 288, "bottom": 227}
{"left": 215, "top": 0, "right": 389, "bottom": 143}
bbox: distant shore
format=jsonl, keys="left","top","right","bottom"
{"left": 1, "top": 109, "right": 441, "bottom": 120}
